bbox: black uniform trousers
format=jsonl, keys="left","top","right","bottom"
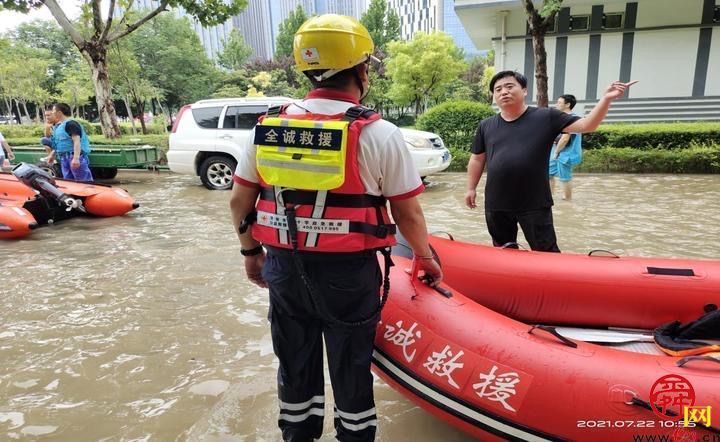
{"left": 262, "top": 247, "right": 382, "bottom": 442}
{"left": 485, "top": 207, "right": 561, "bottom": 252}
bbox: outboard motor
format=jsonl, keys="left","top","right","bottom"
{"left": 11, "top": 163, "right": 85, "bottom": 212}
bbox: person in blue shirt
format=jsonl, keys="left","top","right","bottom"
{"left": 50, "top": 103, "right": 93, "bottom": 181}
{"left": 549, "top": 94, "right": 582, "bottom": 201}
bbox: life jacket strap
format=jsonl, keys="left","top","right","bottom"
{"left": 259, "top": 187, "right": 387, "bottom": 208}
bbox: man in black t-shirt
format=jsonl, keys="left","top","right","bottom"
{"left": 465, "top": 71, "right": 637, "bottom": 252}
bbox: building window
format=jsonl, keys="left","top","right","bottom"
{"left": 603, "top": 13, "right": 624, "bottom": 29}
{"left": 714, "top": 6, "right": 720, "bottom": 23}
{"left": 569, "top": 15, "right": 590, "bottom": 31}
{"left": 526, "top": 15, "right": 558, "bottom": 34}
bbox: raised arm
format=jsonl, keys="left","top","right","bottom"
{"left": 565, "top": 80, "right": 638, "bottom": 133}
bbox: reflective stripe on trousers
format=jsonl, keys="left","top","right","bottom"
{"left": 263, "top": 249, "right": 381, "bottom": 442}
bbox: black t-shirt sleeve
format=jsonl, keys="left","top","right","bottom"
{"left": 64, "top": 120, "right": 83, "bottom": 137}
{"left": 549, "top": 108, "right": 581, "bottom": 133}
{"left": 471, "top": 120, "right": 486, "bottom": 154}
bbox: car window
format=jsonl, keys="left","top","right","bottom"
{"left": 222, "top": 105, "right": 269, "bottom": 129}
{"left": 192, "top": 107, "right": 222, "bottom": 129}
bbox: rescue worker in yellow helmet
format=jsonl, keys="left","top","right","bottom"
{"left": 230, "top": 14, "right": 442, "bottom": 441}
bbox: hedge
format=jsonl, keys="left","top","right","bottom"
{"left": 583, "top": 122, "right": 720, "bottom": 150}
{"left": 577, "top": 146, "right": 720, "bottom": 173}
{"left": 416, "top": 101, "right": 494, "bottom": 149}
{"left": 7, "top": 134, "right": 168, "bottom": 150}
{"left": 0, "top": 121, "right": 166, "bottom": 138}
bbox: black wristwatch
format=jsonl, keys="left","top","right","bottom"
{"left": 240, "top": 245, "right": 264, "bottom": 256}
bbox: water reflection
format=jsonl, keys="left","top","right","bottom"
{"left": 2, "top": 171, "right": 719, "bottom": 441}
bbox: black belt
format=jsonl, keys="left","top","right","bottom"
{"left": 265, "top": 245, "right": 377, "bottom": 260}
{"left": 260, "top": 188, "right": 386, "bottom": 208}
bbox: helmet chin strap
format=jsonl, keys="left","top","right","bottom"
{"left": 353, "top": 65, "right": 370, "bottom": 102}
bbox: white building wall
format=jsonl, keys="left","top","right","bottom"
{"left": 563, "top": 35, "right": 590, "bottom": 100}
{"left": 635, "top": 0, "right": 704, "bottom": 27}
{"left": 595, "top": 33, "right": 623, "bottom": 99}
{"left": 504, "top": 39, "right": 525, "bottom": 73}
{"left": 706, "top": 30, "right": 720, "bottom": 96}
{"left": 631, "top": 29, "right": 699, "bottom": 98}
{"left": 545, "top": 35, "right": 557, "bottom": 100}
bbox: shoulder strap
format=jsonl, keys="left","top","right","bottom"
{"left": 343, "top": 105, "right": 379, "bottom": 123}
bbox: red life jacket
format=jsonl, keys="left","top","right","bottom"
{"left": 251, "top": 93, "right": 396, "bottom": 253}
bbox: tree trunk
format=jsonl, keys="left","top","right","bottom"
{"left": 85, "top": 46, "right": 122, "bottom": 138}
{"left": 156, "top": 99, "right": 169, "bottom": 133}
{"left": 137, "top": 101, "right": 148, "bottom": 135}
{"left": 2, "top": 98, "right": 11, "bottom": 116}
{"left": 21, "top": 101, "right": 31, "bottom": 122}
{"left": 123, "top": 96, "right": 137, "bottom": 135}
{"left": 531, "top": 30, "right": 549, "bottom": 108}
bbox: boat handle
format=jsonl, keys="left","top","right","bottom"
{"left": 588, "top": 249, "right": 620, "bottom": 258}
{"left": 528, "top": 325, "right": 578, "bottom": 348}
{"left": 676, "top": 355, "right": 720, "bottom": 368}
{"left": 430, "top": 231, "right": 454, "bottom": 241}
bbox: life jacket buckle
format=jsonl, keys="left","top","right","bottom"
{"left": 376, "top": 225, "right": 388, "bottom": 239}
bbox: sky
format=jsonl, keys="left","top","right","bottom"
{"left": 0, "top": 0, "right": 81, "bottom": 33}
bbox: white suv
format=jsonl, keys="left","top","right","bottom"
{"left": 168, "top": 97, "right": 452, "bottom": 190}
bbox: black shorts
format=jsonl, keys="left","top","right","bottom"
{"left": 485, "top": 208, "right": 560, "bottom": 252}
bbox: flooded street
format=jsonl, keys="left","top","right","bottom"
{"left": 2, "top": 171, "right": 720, "bottom": 441}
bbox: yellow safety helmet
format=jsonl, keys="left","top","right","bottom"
{"left": 293, "top": 14, "right": 375, "bottom": 81}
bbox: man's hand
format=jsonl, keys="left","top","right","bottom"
{"left": 603, "top": 80, "right": 638, "bottom": 101}
{"left": 244, "top": 253, "right": 267, "bottom": 288}
{"left": 418, "top": 257, "right": 443, "bottom": 287}
{"left": 71, "top": 156, "right": 80, "bottom": 169}
{"left": 464, "top": 189, "right": 477, "bottom": 209}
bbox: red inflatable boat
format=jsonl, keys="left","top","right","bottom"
{"left": 0, "top": 164, "right": 138, "bottom": 239}
{"left": 372, "top": 256, "right": 720, "bottom": 441}
{"left": 426, "top": 234, "right": 720, "bottom": 329}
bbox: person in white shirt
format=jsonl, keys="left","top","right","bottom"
{"left": 229, "top": 14, "right": 441, "bottom": 442}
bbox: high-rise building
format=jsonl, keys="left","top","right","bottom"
{"left": 387, "top": 0, "right": 439, "bottom": 40}
{"left": 119, "top": 0, "right": 369, "bottom": 60}
{"left": 440, "top": 0, "right": 484, "bottom": 58}
{"left": 386, "top": 0, "right": 482, "bottom": 58}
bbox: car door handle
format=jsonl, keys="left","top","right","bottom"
{"left": 220, "top": 135, "right": 234, "bottom": 140}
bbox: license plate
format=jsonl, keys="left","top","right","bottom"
{"left": 442, "top": 151, "right": 450, "bottom": 162}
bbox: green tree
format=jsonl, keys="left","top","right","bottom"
{"left": 127, "top": 13, "right": 221, "bottom": 112}
{"left": 58, "top": 59, "right": 94, "bottom": 117}
{"left": 0, "top": 42, "right": 53, "bottom": 121}
{"left": 360, "top": 0, "right": 400, "bottom": 51}
{"left": 217, "top": 29, "right": 253, "bottom": 70}
{"left": 108, "top": 41, "right": 164, "bottom": 135}
{"left": 522, "top": 0, "right": 563, "bottom": 107}
{"left": 275, "top": 5, "right": 307, "bottom": 59}
{"left": 11, "top": 20, "right": 79, "bottom": 92}
{"left": 386, "top": 32, "right": 467, "bottom": 115}
{"left": 1, "top": 0, "right": 247, "bottom": 138}
{"left": 211, "top": 84, "right": 246, "bottom": 98}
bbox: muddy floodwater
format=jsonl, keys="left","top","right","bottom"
{"left": 2, "top": 171, "right": 719, "bottom": 441}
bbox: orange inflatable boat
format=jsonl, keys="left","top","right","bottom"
{"left": 0, "top": 164, "right": 138, "bottom": 239}
{"left": 422, "top": 234, "right": 720, "bottom": 330}
{"left": 373, "top": 256, "right": 720, "bottom": 442}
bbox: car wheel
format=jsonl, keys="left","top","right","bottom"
{"left": 200, "top": 156, "right": 237, "bottom": 190}
{"left": 92, "top": 167, "right": 118, "bottom": 180}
